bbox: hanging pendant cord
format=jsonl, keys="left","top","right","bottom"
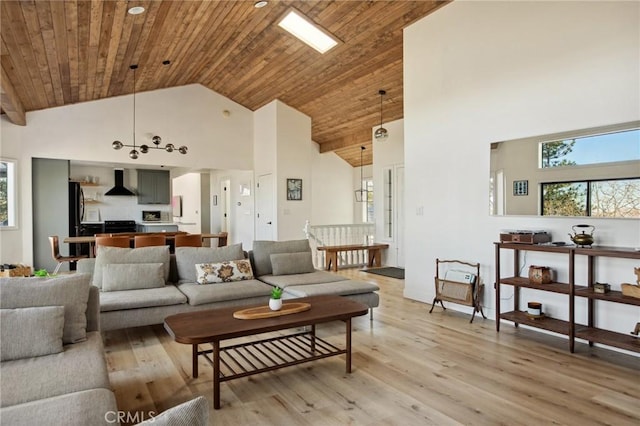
{"left": 132, "top": 67, "right": 136, "bottom": 150}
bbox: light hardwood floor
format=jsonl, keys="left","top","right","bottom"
{"left": 103, "top": 269, "right": 640, "bottom": 425}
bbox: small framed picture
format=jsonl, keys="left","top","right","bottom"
{"left": 287, "top": 178, "right": 302, "bottom": 201}
{"left": 513, "top": 180, "right": 528, "bottom": 196}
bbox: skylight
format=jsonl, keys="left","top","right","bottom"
{"left": 278, "top": 9, "right": 338, "bottom": 54}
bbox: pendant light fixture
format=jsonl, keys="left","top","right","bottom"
{"left": 374, "top": 89, "right": 388, "bottom": 141}
{"left": 355, "top": 146, "right": 367, "bottom": 202}
{"left": 112, "top": 64, "right": 187, "bottom": 159}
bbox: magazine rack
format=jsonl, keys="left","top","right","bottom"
{"left": 430, "top": 258, "right": 485, "bottom": 323}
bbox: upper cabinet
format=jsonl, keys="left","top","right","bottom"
{"left": 137, "top": 170, "right": 170, "bottom": 205}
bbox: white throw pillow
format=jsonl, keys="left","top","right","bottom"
{"left": 1, "top": 306, "right": 65, "bottom": 361}
{"left": 195, "top": 259, "right": 254, "bottom": 284}
{"left": 102, "top": 263, "right": 165, "bottom": 291}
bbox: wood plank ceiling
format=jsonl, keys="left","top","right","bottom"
{"left": 0, "top": 0, "right": 448, "bottom": 166}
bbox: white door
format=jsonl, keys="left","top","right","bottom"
{"left": 256, "top": 173, "right": 275, "bottom": 240}
{"left": 220, "top": 180, "right": 231, "bottom": 233}
{"left": 396, "top": 166, "right": 405, "bottom": 267}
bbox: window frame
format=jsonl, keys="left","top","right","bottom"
{"left": 540, "top": 176, "right": 640, "bottom": 218}
{"left": 0, "top": 158, "right": 18, "bottom": 230}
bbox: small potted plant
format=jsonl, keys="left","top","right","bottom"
{"left": 269, "top": 287, "right": 283, "bottom": 311}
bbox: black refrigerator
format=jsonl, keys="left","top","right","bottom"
{"left": 68, "top": 182, "right": 84, "bottom": 257}
{"left": 69, "top": 182, "right": 104, "bottom": 260}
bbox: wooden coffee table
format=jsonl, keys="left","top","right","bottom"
{"left": 164, "top": 295, "right": 369, "bottom": 409}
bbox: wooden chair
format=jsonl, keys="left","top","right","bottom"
{"left": 95, "top": 236, "right": 130, "bottom": 255}
{"left": 217, "top": 232, "right": 228, "bottom": 247}
{"left": 49, "top": 236, "right": 88, "bottom": 274}
{"left": 174, "top": 233, "right": 202, "bottom": 247}
{"left": 134, "top": 234, "right": 166, "bottom": 248}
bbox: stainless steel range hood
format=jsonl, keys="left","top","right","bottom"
{"left": 104, "top": 169, "right": 135, "bottom": 196}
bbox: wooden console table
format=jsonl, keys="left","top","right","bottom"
{"left": 317, "top": 243, "right": 389, "bottom": 272}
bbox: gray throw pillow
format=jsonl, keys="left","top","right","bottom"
{"left": 270, "top": 252, "right": 315, "bottom": 275}
{"left": 0, "top": 306, "right": 65, "bottom": 361}
{"left": 251, "top": 240, "right": 311, "bottom": 276}
{"left": 102, "top": 263, "right": 165, "bottom": 291}
{"left": 175, "top": 244, "right": 244, "bottom": 283}
{"left": 93, "top": 246, "right": 170, "bottom": 289}
{"left": 0, "top": 274, "right": 90, "bottom": 344}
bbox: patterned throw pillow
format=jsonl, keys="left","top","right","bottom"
{"left": 195, "top": 259, "right": 254, "bottom": 284}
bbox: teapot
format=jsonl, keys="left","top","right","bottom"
{"left": 569, "top": 224, "right": 595, "bottom": 246}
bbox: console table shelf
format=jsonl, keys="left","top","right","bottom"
{"left": 495, "top": 243, "right": 640, "bottom": 354}
{"left": 500, "top": 311, "right": 570, "bottom": 336}
{"left": 499, "top": 277, "right": 585, "bottom": 295}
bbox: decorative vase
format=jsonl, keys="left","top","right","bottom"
{"left": 269, "top": 298, "right": 282, "bottom": 311}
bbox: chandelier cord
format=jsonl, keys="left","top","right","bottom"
{"left": 132, "top": 67, "right": 136, "bottom": 150}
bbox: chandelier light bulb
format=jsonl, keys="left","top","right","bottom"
{"left": 152, "top": 135, "right": 162, "bottom": 145}
{"left": 112, "top": 141, "right": 123, "bottom": 150}
{"left": 178, "top": 146, "right": 188, "bottom": 155}
{"left": 140, "top": 144, "right": 149, "bottom": 153}
{"left": 165, "top": 143, "right": 175, "bottom": 152}
{"left": 129, "top": 149, "right": 139, "bottom": 159}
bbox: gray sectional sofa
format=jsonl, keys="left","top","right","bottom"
{"left": 77, "top": 239, "right": 380, "bottom": 331}
{"left": 0, "top": 274, "right": 118, "bottom": 425}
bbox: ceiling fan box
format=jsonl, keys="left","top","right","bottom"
{"left": 500, "top": 232, "right": 551, "bottom": 244}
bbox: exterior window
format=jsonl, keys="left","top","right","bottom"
{"left": 0, "top": 159, "right": 17, "bottom": 228}
{"left": 542, "top": 178, "right": 639, "bottom": 218}
{"left": 362, "top": 179, "right": 374, "bottom": 223}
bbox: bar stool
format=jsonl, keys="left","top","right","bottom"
{"left": 95, "top": 236, "right": 130, "bottom": 255}
{"left": 134, "top": 234, "right": 166, "bottom": 248}
{"left": 175, "top": 234, "right": 202, "bottom": 247}
{"left": 49, "top": 236, "right": 88, "bottom": 274}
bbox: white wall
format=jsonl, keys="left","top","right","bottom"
{"left": 209, "top": 170, "right": 255, "bottom": 250}
{"left": 254, "top": 100, "right": 354, "bottom": 242}
{"left": 311, "top": 143, "right": 354, "bottom": 225}
{"left": 1, "top": 84, "right": 254, "bottom": 265}
{"left": 172, "top": 173, "right": 203, "bottom": 234}
{"left": 373, "top": 119, "right": 405, "bottom": 265}
{"left": 404, "top": 1, "right": 640, "bottom": 341}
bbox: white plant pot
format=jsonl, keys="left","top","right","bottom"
{"left": 269, "top": 298, "right": 282, "bottom": 311}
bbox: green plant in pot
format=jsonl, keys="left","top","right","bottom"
{"left": 269, "top": 287, "right": 283, "bottom": 311}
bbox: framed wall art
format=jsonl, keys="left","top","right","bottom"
{"left": 286, "top": 178, "right": 302, "bottom": 201}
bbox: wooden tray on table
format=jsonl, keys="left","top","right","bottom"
{"left": 233, "top": 302, "right": 311, "bottom": 320}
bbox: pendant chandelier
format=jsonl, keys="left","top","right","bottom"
{"left": 354, "top": 146, "right": 367, "bottom": 202}
{"left": 374, "top": 89, "right": 388, "bottom": 141}
{"left": 112, "top": 64, "right": 187, "bottom": 159}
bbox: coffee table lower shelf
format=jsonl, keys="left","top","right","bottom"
{"left": 198, "top": 330, "right": 345, "bottom": 382}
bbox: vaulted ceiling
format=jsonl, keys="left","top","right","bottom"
{"left": 0, "top": 0, "right": 448, "bottom": 166}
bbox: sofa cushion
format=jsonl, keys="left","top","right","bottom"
{"left": 251, "top": 239, "right": 311, "bottom": 277}
{"left": 257, "top": 270, "right": 345, "bottom": 288}
{"left": 175, "top": 244, "right": 244, "bottom": 283}
{"left": 0, "top": 331, "right": 111, "bottom": 407}
{"left": 270, "top": 252, "right": 315, "bottom": 275}
{"left": 136, "top": 396, "right": 208, "bottom": 426}
{"left": 282, "top": 279, "right": 380, "bottom": 297}
{"left": 195, "top": 259, "right": 254, "bottom": 284}
{"left": 102, "top": 262, "right": 165, "bottom": 291}
{"left": 92, "top": 246, "right": 170, "bottom": 289}
{"left": 0, "top": 275, "right": 91, "bottom": 344}
{"left": 1, "top": 306, "right": 65, "bottom": 361}
{"left": 0, "top": 388, "right": 118, "bottom": 426}
{"left": 178, "top": 279, "right": 272, "bottom": 306}
{"left": 99, "top": 286, "right": 187, "bottom": 312}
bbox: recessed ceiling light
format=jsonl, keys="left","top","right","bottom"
{"left": 278, "top": 9, "right": 338, "bottom": 54}
{"left": 128, "top": 6, "right": 145, "bottom": 15}
{"left": 254, "top": 1, "right": 268, "bottom": 8}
